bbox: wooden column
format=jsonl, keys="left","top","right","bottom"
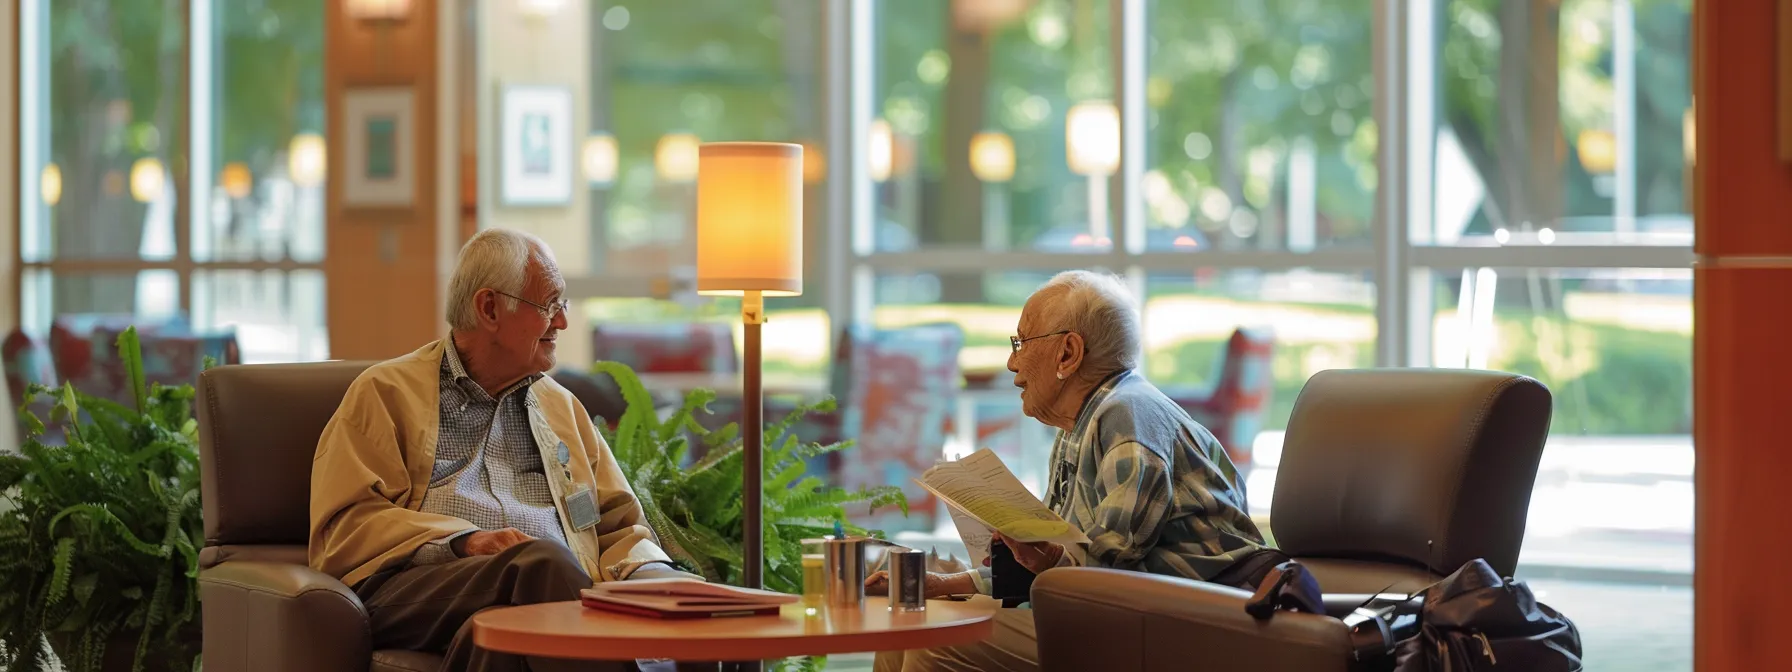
{"left": 1694, "top": 0, "right": 1792, "bottom": 669}
{"left": 323, "top": 0, "right": 443, "bottom": 360}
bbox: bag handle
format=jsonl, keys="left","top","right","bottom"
{"left": 1244, "top": 561, "right": 1324, "bottom": 620}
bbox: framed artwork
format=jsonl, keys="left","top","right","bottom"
{"left": 342, "top": 86, "right": 417, "bottom": 208}
{"left": 499, "top": 84, "right": 574, "bottom": 206}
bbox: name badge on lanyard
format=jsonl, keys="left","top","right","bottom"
{"left": 557, "top": 440, "right": 600, "bottom": 532}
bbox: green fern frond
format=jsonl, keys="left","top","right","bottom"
{"left": 114, "top": 327, "right": 148, "bottom": 415}
{"left": 46, "top": 538, "right": 74, "bottom": 608}
{"left": 48, "top": 504, "right": 165, "bottom": 557}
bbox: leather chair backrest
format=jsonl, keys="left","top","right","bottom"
{"left": 198, "top": 361, "right": 375, "bottom": 549}
{"left": 1270, "top": 368, "right": 1552, "bottom": 579}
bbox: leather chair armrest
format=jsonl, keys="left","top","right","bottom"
{"left": 200, "top": 561, "right": 372, "bottom": 672}
{"left": 1031, "top": 568, "right": 1353, "bottom": 672}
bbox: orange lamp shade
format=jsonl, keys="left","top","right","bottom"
{"left": 695, "top": 142, "right": 804, "bottom": 297}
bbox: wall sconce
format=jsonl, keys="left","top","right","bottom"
{"left": 1066, "top": 101, "right": 1120, "bottom": 176}
{"left": 656, "top": 133, "right": 701, "bottom": 183}
{"left": 969, "top": 131, "right": 1015, "bottom": 183}
{"left": 583, "top": 133, "right": 618, "bottom": 185}
{"left": 220, "top": 162, "right": 254, "bottom": 199}
{"left": 952, "top": 0, "right": 1033, "bottom": 33}
{"left": 130, "top": 157, "right": 165, "bottom": 203}
{"left": 868, "top": 119, "right": 894, "bottom": 183}
{"left": 289, "top": 133, "right": 327, "bottom": 188}
{"left": 1577, "top": 129, "right": 1617, "bottom": 175}
{"left": 40, "top": 163, "right": 61, "bottom": 206}
{"left": 519, "top": 0, "right": 567, "bottom": 19}
{"left": 345, "top": 0, "right": 413, "bottom": 23}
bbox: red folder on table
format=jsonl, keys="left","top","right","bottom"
{"left": 579, "top": 578, "right": 796, "bottom": 619}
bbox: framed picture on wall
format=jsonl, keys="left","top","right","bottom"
{"left": 499, "top": 84, "right": 574, "bottom": 206}
{"left": 342, "top": 86, "right": 417, "bottom": 209}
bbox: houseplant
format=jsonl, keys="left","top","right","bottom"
{"left": 592, "top": 362, "right": 908, "bottom": 671}
{"left": 0, "top": 327, "right": 204, "bottom": 672}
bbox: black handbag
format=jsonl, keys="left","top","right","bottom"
{"left": 1244, "top": 557, "right": 1583, "bottom": 672}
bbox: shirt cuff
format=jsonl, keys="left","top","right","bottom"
{"left": 968, "top": 568, "right": 992, "bottom": 596}
{"left": 411, "top": 529, "right": 477, "bottom": 566}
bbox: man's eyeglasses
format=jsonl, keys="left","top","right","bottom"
{"left": 493, "top": 290, "right": 570, "bottom": 319}
{"left": 1010, "top": 330, "right": 1070, "bottom": 354}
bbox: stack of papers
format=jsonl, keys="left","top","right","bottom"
{"left": 915, "top": 449, "right": 1090, "bottom": 568}
{"left": 580, "top": 578, "right": 798, "bottom": 619}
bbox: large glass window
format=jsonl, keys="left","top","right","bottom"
{"left": 1428, "top": 0, "right": 1693, "bottom": 246}
{"left": 873, "top": 0, "right": 1115, "bottom": 255}
{"left": 20, "top": 0, "right": 327, "bottom": 364}
{"left": 1144, "top": 269, "right": 1375, "bottom": 428}
{"left": 1145, "top": 0, "right": 1378, "bottom": 252}
{"left": 581, "top": 0, "right": 829, "bottom": 373}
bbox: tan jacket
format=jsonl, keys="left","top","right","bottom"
{"left": 307, "top": 340, "right": 671, "bottom": 588}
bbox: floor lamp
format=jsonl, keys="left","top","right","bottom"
{"left": 694, "top": 142, "right": 804, "bottom": 593}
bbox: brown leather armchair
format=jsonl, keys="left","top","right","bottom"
{"left": 196, "top": 361, "right": 444, "bottom": 672}
{"left": 1031, "top": 368, "right": 1553, "bottom": 672}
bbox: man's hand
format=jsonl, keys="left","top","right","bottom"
{"left": 455, "top": 528, "right": 534, "bottom": 557}
{"left": 989, "top": 532, "right": 1066, "bottom": 574}
{"left": 865, "top": 570, "right": 976, "bottom": 598}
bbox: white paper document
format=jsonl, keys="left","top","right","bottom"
{"left": 916, "top": 449, "right": 1090, "bottom": 555}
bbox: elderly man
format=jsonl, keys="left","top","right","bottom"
{"left": 871, "top": 270, "right": 1268, "bottom": 672}
{"left": 309, "top": 228, "right": 692, "bottom": 672}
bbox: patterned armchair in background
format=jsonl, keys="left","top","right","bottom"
{"left": 48, "top": 314, "right": 191, "bottom": 389}
{"left": 1162, "top": 327, "right": 1275, "bottom": 475}
{"left": 801, "top": 322, "right": 965, "bottom": 534}
{"left": 591, "top": 322, "right": 738, "bottom": 374}
{"left": 69, "top": 326, "right": 241, "bottom": 408}
{"left": 4, "top": 329, "right": 58, "bottom": 442}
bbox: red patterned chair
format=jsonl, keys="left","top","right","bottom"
{"left": 591, "top": 322, "right": 738, "bottom": 374}
{"left": 66, "top": 325, "right": 242, "bottom": 408}
{"left": 4, "top": 328, "right": 59, "bottom": 441}
{"left": 1163, "top": 327, "right": 1275, "bottom": 475}
{"left": 794, "top": 322, "right": 966, "bottom": 534}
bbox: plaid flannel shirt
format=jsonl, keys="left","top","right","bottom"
{"left": 1041, "top": 369, "right": 1265, "bottom": 579}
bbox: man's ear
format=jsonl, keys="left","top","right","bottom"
{"left": 1059, "top": 332, "right": 1086, "bottom": 376}
{"left": 474, "top": 289, "right": 501, "bottom": 330}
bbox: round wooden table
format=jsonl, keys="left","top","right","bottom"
{"left": 472, "top": 597, "right": 998, "bottom": 663}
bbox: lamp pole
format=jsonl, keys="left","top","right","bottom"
{"left": 741, "top": 290, "right": 765, "bottom": 590}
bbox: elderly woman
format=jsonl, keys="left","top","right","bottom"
{"left": 871, "top": 270, "right": 1267, "bottom": 672}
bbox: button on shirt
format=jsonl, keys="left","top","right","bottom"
{"left": 411, "top": 339, "right": 569, "bottom": 565}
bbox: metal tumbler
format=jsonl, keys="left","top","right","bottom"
{"left": 886, "top": 548, "right": 928, "bottom": 612}
{"left": 823, "top": 536, "right": 869, "bottom": 607}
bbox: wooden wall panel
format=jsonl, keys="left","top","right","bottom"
{"left": 1696, "top": 0, "right": 1792, "bottom": 669}
{"left": 323, "top": 0, "right": 443, "bottom": 360}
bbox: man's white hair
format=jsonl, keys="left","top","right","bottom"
{"left": 1035, "top": 270, "right": 1141, "bottom": 378}
{"left": 446, "top": 228, "right": 556, "bottom": 331}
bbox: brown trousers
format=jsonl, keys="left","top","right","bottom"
{"left": 354, "top": 539, "right": 639, "bottom": 672}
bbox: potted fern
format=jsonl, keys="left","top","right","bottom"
{"left": 0, "top": 327, "right": 204, "bottom": 672}
{"left": 593, "top": 362, "right": 907, "bottom": 672}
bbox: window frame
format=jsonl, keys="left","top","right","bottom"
{"left": 14, "top": 0, "right": 326, "bottom": 337}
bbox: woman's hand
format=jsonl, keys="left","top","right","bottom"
{"left": 865, "top": 570, "right": 976, "bottom": 598}
{"left": 989, "top": 532, "right": 1066, "bottom": 574}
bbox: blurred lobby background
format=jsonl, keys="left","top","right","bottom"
{"left": 2, "top": 0, "right": 1708, "bottom": 668}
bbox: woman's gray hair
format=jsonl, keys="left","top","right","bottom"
{"left": 1035, "top": 270, "right": 1141, "bottom": 378}
{"left": 446, "top": 228, "right": 555, "bottom": 331}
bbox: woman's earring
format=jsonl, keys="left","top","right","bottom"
{"left": 1056, "top": 372, "right": 1065, "bottom": 380}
